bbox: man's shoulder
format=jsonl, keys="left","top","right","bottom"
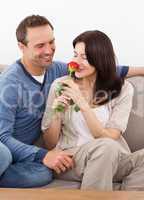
{"left": 47, "top": 61, "right": 67, "bottom": 73}
{"left": 46, "top": 61, "right": 68, "bottom": 81}
{"left": 51, "top": 61, "right": 67, "bottom": 67}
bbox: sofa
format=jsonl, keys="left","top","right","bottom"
{"left": 0, "top": 65, "right": 144, "bottom": 189}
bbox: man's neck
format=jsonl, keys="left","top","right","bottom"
{"left": 21, "top": 58, "right": 45, "bottom": 76}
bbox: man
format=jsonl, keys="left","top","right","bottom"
{"left": 0, "top": 15, "right": 74, "bottom": 188}
{"left": 0, "top": 14, "right": 139, "bottom": 188}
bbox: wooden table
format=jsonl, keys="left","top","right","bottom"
{"left": 1, "top": 189, "right": 144, "bottom": 200}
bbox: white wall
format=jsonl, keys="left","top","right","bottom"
{"left": 0, "top": 0, "right": 144, "bottom": 66}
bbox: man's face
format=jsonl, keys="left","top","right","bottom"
{"left": 19, "top": 25, "right": 56, "bottom": 68}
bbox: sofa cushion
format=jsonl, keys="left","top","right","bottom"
{"left": 124, "top": 76, "right": 144, "bottom": 152}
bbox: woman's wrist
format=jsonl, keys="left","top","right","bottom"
{"left": 77, "top": 98, "right": 90, "bottom": 112}
{"left": 52, "top": 112, "right": 63, "bottom": 120}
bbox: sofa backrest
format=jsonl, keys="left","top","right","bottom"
{"left": 0, "top": 64, "right": 7, "bottom": 72}
{"left": 124, "top": 77, "right": 144, "bottom": 152}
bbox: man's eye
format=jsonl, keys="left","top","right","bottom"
{"left": 37, "top": 44, "right": 44, "bottom": 48}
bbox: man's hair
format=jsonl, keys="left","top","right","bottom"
{"left": 16, "top": 15, "right": 54, "bottom": 45}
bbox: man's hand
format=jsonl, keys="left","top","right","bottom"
{"left": 43, "top": 149, "right": 74, "bottom": 174}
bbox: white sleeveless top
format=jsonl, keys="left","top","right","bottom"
{"left": 71, "top": 105, "right": 110, "bottom": 146}
{"left": 56, "top": 104, "right": 110, "bottom": 148}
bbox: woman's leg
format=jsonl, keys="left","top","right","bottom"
{"left": 79, "top": 138, "right": 121, "bottom": 190}
{"left": 0, "top": 161, "right": 53, "bottom": 188}
{"left": 117, "top": 149, "right": 144, "bottom": 190}
{"left": 57, "top": 138, "right": 121, "bottom": 190}
{"left": 0, "top": 142, "right": 12, "bottom": 176}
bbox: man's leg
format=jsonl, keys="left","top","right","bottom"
{"left": 116, "top": 149, "right": 144, "bottom": 190}
{"left": 0, "top": 161, "right": 53, "bottom": 188}
{"left": 0, "top": 142, "right": 12, "bottom": 176}
{"left": 57, "top": 138, "right": 121, "bottom": 190}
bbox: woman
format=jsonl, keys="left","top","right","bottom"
{"left": 42, "top": 30, "right": 144, "bottom": 190}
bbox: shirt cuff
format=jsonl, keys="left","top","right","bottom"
{"left": 119, "top": 66, "right": 129, "bottom": 77}
{"left": 34, "top": 148, "right": 48, "bottom": 163}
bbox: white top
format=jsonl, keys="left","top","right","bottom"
{"left": 70, "top": 105, "right": 110, "bottom": 146}
{"left": 32, "top": 74, "right": 45, "bottom": 83}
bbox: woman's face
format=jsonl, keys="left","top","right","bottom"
{"left": 73, "top": 42, "right": 96, "bottom": 79}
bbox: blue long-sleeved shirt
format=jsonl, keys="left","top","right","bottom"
{"left": 0, "top": 60, "right": 67, "bottom": 163}
{"left": 0, "top": 60, "right": 128, "bottom": 163}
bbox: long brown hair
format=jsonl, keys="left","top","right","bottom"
{"left": 73, "top": 30, "right": 124, "bottom": 105}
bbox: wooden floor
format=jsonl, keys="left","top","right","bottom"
{"left": 1, "top": 189, "right": 144, "bottom": 200}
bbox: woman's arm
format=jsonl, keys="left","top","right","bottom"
{"left": 80, "top": 104, "right": 121, "bottom": 139}
{"left": 61, "top": 79, "right": 120, "bottom": 139}
{"left": 42, "top": 112, "right": 62, "bottom": 150}
{"left": 42, "top": 81, "right": 63, "bottom": 150}
{"left": 61, "top": 79, "right": 134, "bottom": 140}
{"left": 82, "top": 82, "right": 134, "bottom": 139}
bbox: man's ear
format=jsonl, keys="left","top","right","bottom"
{"left": 18, "top": 42, "right": 26, "bottom": 52}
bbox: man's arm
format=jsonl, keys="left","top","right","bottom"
{"left": 116, "top": 65, "right": 129, "bottom": 78}
{"left": 0, "top": 78, "right": 74, "bottom": 173}
{"left": 126, "top": 66, "right": 144, "bottom": 78}
{"left": 0, "top": 78, "right": 48, "bottom": 163}
{"left": 117, "top": 65, "right": 144, "bottom": 78}
{"left": 56, "top": 63, "right": 144, "bottom": 78}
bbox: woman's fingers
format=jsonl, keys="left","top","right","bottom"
{"left": 57, "top": 96, "right": 70, "bottom": 105}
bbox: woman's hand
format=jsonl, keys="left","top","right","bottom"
{"left": 52, "top": 95, "right": 70, "bottom": 112}
{"left": 60, "top": 79, "right": 89, "bottom": 111}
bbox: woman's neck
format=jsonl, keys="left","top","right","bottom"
{"left": 75, "top": 73, "right": 96, "bottom": 105}
{"left": 76, "top": 73, "right": 96, "bottom": 89}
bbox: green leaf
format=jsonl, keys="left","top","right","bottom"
{"left": 55, "top": 83, "right": 63, "bottom": 96}
{"left": 74, "top": 105, "right": 80, "bottom": 112}
{"left": 54, "top": 104, "right": 65, "bottom": 112}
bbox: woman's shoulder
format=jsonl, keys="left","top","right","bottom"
{"left": 121, "top": 80, "right": 134, "bottom": 96}
{"left": 109, "top": 80, "right": 134, "bottom": 107}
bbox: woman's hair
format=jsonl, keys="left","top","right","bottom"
{"left": 73, "top": 30, "right": 124, "bottom": 105}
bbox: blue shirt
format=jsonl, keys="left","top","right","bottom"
{"left": 0, "top": 61, "right": 128, "bottom": 163}
{"left": 0, "top": 60, "right": 67, "bottom": 163}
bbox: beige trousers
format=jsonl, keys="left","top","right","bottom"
{"left": 55, "top": 138, "right": 144, "bottom": 191}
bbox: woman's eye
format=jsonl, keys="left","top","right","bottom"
{"left": 82, "top": 56, "right": 87, "bottom": 60}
